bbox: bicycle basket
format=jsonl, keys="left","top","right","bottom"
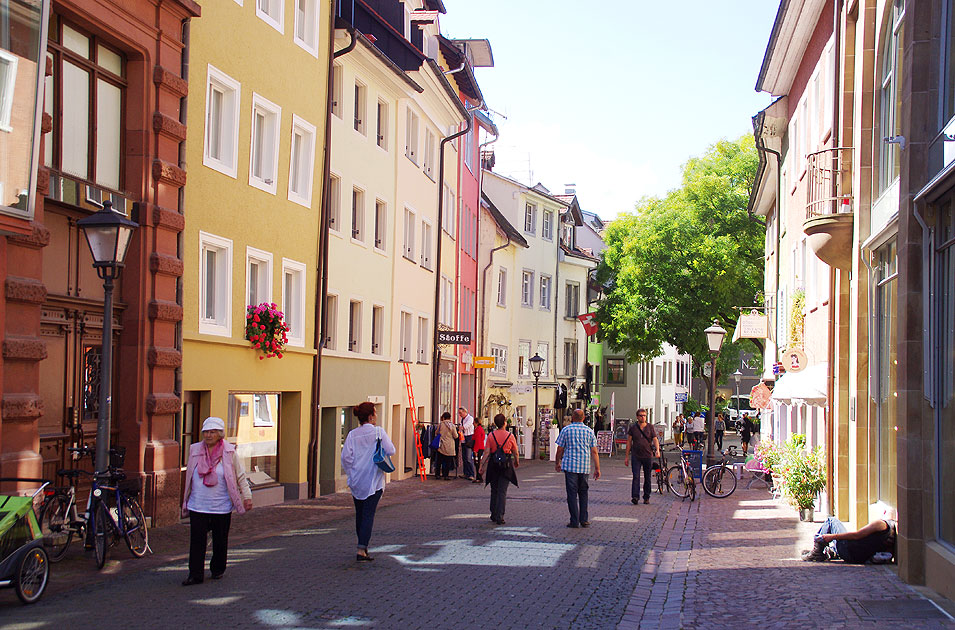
{"left": 109, "top": 446, "right": 127, "bottom": 469}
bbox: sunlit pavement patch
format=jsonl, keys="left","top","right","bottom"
{"left": 391, "top": 538, "right": 575, "bottom": 567}
{"left": 191, "top": 596, "right": 243, "bottom": 606}
{"left": 277, "top": 527, "right": 339, "bottom": 536}
{"left": 255, "top": 610, "right": 303, "bottom": 626}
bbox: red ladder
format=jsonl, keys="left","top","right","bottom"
{"left": 403, "top": 362, "right": 427, "bottom": 481}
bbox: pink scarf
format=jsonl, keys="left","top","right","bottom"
{"left": 198, "top": 440, "right": 225, "bottom": 487}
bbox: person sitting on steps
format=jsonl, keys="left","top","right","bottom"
{"left": 802, "top": 516, "right": 897, "bottom": 564}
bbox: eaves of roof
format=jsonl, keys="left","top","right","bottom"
{"left": 437, "top": 36, "right": 483, "bottom": 103}
{"left": 424, "top": 0, "right": 446, "bottom": 14}
{"left": 355, "top": 32, "right": 424, "bottom": 93}
{"left": 482, "top": 192, "right": 528, "bottom": 248}
{"left": 423, "top": 58, "right": 471, "bottom": 122}
{"left": 560, "top": 242, "right": 599, "bottom": 263}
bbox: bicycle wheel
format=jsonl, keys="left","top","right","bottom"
{"left": 92, "top": 500, "right": 110, "bottom": 570}
{"left": 689, "top": 476, "right": 696, "bottom": 502}
{"left": 666, "top": 466, "right": 689, "bottom": 498}
{"left": 121, "top": 496, "right": 149, "bottom": 557}
{"left": 656, "top": 468, "right": 666, "bottom": 494}
{"left": 14, "top": 546, "right": 49, "bottom": 604}
{"left": 703, "top": 466, "right": 738, "bottom": 498}
{"left": 38, "top": 493, "right": 73, "bottom": 562}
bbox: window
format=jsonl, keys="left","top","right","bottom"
{"left": 351, "top": 187, "right": 364, "bottom": 241}
{"left": 374, "top": 200, "right": 387, "bottom": 251}
{"left": 490, "top": 344, "right": 507, "bottom": 376}
{"left": 256, "top": 0, "right": 284, "bottom": 33}
{"left": 524, "top": 202, "right": 537, "bottom": 234}
{"left": 249, "top": 93, "right": 281, "bottom": 194}
{"left": 403, "top": 208, "right": 416, "bottom": 260}
{"left": 561, "top": 221, "right": 574, "bottom": 247}
{"left": 324, "top": 294, "right": 338, "bottom": 350}
{"left": 376, "top": 99, "right": 388, "bottom": 149}
{"left": 399, "top": 311, "right": 413, "bottom": 362}
{"left": 539, "top": 275, "right": 552, "bottom": 310}
{"left": 935, "top": 200, "right": 955, "bottom": 546}
{"left": 542, "top": 210, "right": 554, "bottom": 240}
{"left": 353, "top": 81, "right": 366, "bottom": 134}
{"left": 439, "top": 275, "right": 453, "bottom": 325}
{"left": 423, "top": 129, "right": 436, "bottom": 179}
{"left": 282, "top": 259, "right": 306, "bottom": 346}
{"left": 246, "top": 247, "right": 272, "bottom": 308}
{"left": 496, "top": 268, "right": 507, "bottom": 306}
{"left": 875, "top": 239, "right": 898, "bottom": 507}
{"left": 328, "top": 174, "right": 341, "bottom": 232}
{"left": 405, "top": 108, "right": 419, "bottom": 164}
{"left": 371, "top": 305, "right": 384, "bottom": 355}
{"left": 565, "top": 282, "right": 580, "bottom": 318}
{"left": 293, "top": 0, "right": 318, "bottom": 55}
{"left": 464, "top": 126, "right": 474, "bottom": 172}
{"left": 199, "top": 232, "right": 233, "bottom": 337}
{"left": 288, "top": 115, "right": 316, "bottom": 207}
{"left": 421, "top": 221, "right": 433, "bottom": 269}
{"left": 331, "top": 64, "right": 342, "bottom": 118}
{"left": 521, "top": 270, "right": 534, "bottom": 307}
{"left": 417, "top": 316, "right": 429, "bottom": 363}
{"left": 518, "top": 341, "right": 531, "bottom": 377}
{"left": 0, "top": 50, "right": 18, "bottom": 131}
{"left": 442, "top": 184, "right": 456, "bottom": 235}
{"left": 535, "top": 342, "right": 549, "bottom": 376}
{"left": 563, "top": 340, "right": 578, "bottom": 376}
{"left": 47, "top": 21, "right": 127, "bottom": 190}
{"left": 228, "top": 393, "right": 279, "bottom": 486}
{"left": 877, "top": 0, "right": 904, "bottom": 195}
{"left": 348, "top": 300, "right": 362, "bottom": 352}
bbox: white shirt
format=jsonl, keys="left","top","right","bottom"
{"left": 691, "top": 416, "right": 705, "bottom": 433}
{"left": 460, "top": 414, "right": 474, "bottom": 437}
{"left": 186, "top": 462, "right": 234, "bottom": 514}
{"left": 341, "top": 423, "right": 396, "bottom": 500}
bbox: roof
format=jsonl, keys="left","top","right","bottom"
{"left": 437, "top": 36, "right": 483, "bottom": 103}
{"left": 482, "top": 192, "right": 528, "bottom": 248}
{"left": 451, "top": 39, "right": 494, "bottom": 67}
{"left": 474, "top": 109, "right": 498, "bottom": 135}
{"left": 755, "top": 0, "right": 829, "bottom": 96}
{"left": 423, "top": 0, "right": 446, "bottom": 14}
{"left": 560, "top": 242, "right": 599, "bottom": 263}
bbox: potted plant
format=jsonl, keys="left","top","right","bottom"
{"left": 753, "top": 439, "right": 782, "bottom": 490}
{"left": 779, "top": 434, "right": 826, "bottom": 521}
{"left": 245, "top": 302, "right": 290, "bottom": 359}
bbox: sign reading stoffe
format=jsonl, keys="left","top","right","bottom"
{"left": 437, "top": 331, "right": 472, "bottom": 345}
{"left": 472, "top": 356, "right": 495, "bottom": 369}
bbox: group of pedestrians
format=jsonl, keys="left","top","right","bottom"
{"left": 433, "top": 407, "right": 484, "bottom": 481}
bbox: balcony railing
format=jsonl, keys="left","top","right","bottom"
{"left": 806, "top": 147, "right": 853, "bottom": 218}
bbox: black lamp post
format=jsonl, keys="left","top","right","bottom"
{"left": 703, "top": 321, "right": 726, "bottom": 466}
{"left": 529, "top": 353, "right": 545, "bottom": 459}
{"left": 732, "top": 369, "right": 742, "bottom": 432}
{"left": 76, "top": 201, "right": 138, "bottom": 474}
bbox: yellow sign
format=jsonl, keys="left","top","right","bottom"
{"left": 472, "top": 356, "right": 495, "bottom": 369}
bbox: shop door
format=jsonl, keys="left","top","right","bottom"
{"left": 179, "top": 392, "right": 201, "bottom": 494}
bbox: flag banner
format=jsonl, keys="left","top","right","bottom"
{"left": 578, "top": 312, "right": 598, "bottom": 336}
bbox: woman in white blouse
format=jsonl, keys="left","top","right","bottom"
{"left": 341, "top": 402, "right": 396, "bottom": 561}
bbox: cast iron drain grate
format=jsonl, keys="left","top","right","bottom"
{"left": 857, "top": 599, "right": 948, "bottom": 620}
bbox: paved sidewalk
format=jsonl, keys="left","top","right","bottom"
{"left": 620, "top": 483, "right": 955, "bottom": 629}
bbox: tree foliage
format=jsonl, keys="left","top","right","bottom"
{"left": 595, "top": 135, "right": 764, "bottom": 387}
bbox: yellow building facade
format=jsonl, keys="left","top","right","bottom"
{"left": 182, "top": 0, "right": 331, "bottom": 504}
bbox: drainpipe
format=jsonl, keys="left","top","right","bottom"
{"left": 443, "top": 62, "right": 466, "bottom": 76}
{"left": 478, "top": 235, "right": 511, "bottom": 419}
{"left": 431, "top": 111, "right": 474, "bottom": 423}
{"left": 307, "top": 9, "right": 354, "bottom": 499}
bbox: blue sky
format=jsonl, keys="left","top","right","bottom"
{"left": 440, "top": 1, "right": 780, "bottom": 220}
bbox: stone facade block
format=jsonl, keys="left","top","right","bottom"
{"left": 2, "top": 394, "right": 43, "bottom": 419}
{"left": 152, "top": 65, "right": 188, "bottom": 97}
{"left": 148, "top": 300, "right": 183, "bottom": 322}
{"left": 147, "top": 347, "right": 182, "bottom": 368}
{"left": 152, "top": 112, "right": 187, "bottom": 141}
{"left": 7, "top": 222, "right": 51, "bottom": 249}
{"left": 151, "top": 205, "right": 185, "bottom": 231}
{"left": 151, "top": 159, "right": 187, "bottom": 188}
{"left": 2, "top": 336, "right": 47, "bottom": 361}
{"left": 149, "top": 253, "right": 184, "bottom": 277}
{"left": 5, "top": 277, "right": 47, "bottom": 304}
{"left": 145, "top": 393, "right": 181, "bottom": 415}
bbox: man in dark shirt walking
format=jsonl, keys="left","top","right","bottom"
{"left": 625, "top": 409, "right": 661, "bottom": 504}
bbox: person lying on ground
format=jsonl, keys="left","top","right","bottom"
{"left": 802, "top": 516, "right": 896, "bottom": 564}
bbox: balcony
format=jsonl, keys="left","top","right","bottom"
{"left": 803, "top": 147, "right": 854, "bottom": 270}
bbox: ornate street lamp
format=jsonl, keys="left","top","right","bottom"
{"left": 77, "top": 201, "right": 138, "bottom": 473}
{"left": 732, "top": 369, "right": 742, "bottom": 432}
{"left": 529, "top": 353, "right": 545, "bottom": 459}
{"left": 703, "top": 321, "right": 726, "bottom": 466}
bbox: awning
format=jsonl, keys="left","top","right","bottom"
{"left": 771, "top": 362, "right": 828, "bottom": 407}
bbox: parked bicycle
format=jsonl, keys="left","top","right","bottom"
{"left": 666, "top": 449, "right": 697, "bottom": 501}
{"left": 655, "top": 448, "right": 670, "bottom": 494}
{"left": 702, "top": 452, "right": 738, "bottom": 498}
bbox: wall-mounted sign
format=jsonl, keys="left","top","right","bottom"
{"left": 732, "top": 310, "right": 769, "bottom": 342}
{"left": 675, "top": 392, "right": 688, "bottom": 403}
{"left": 782, "top": 348, "right": 808, "bottom": 373}
{"left": 472, "top": 356, "right": 495, "bottom": 369}
{"left": 437, "top": 330, "right": 472, "bottom": 345}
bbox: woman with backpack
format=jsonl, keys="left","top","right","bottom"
{"left": 478, "top": 414, "right": 519, "bottom": 525}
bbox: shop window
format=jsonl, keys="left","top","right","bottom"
{"left": 228, "top": 393, "right": 279, "bottom": 487}
{"left": 875, "top": 240, "right": 898, "bottom": 508}
{"left": 935, "top": 200, "right": 955, "bottom": 547}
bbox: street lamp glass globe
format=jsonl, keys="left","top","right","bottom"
{"left": 704, "top": 321, "right": 727, "bottom": 354}
{"left": 529, "top": 353, "right": 544, "bottom": 378}
{"left": 732, "top": 369, "right": 742, "bottom": 384}
{"left": 76, "top": 201, "right": 139, "bottom": 267}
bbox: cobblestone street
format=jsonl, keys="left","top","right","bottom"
{"left": 1, "top": 458, "right": 953, "bottom": 630}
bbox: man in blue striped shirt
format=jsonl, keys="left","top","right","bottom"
{"left": 555, "top": 409, "right": 601, "bottom": 528}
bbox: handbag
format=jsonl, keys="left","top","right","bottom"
{"left": 429, "top": 430, "right": 441, "bottom": 451}
{"left": 373, "top": 427, "right": 395, "bottom": 473}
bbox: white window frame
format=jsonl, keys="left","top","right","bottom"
{"left": 371, "top": 304, "right": 384, "bottom": 355}
{"left": 563, "top": 339, "right": 578, "bottom": 377}
{"left": 439, "top": 275, "right": 453, "bottom": 325}
{"left": 399, "top": 310, "right": 413, "bottom": 362}
{"left": 542, "top": 209, "right": 554, "bottom": 241}
{"left": 490, "top": 344, "right": 507, "bottom": 377}
{"left": 249, "top": 93, "right": 282, "bottom": 194}
{"left": 496, "top": 268, "right": 507, "bottom": 307}
{"left": 245, "top": 247, "right": 273, "bottom": 309}
{"left": 328, "top": 174, "right": 341, "bottom": 233}
{"left": 403, "top": 207, "right": 416, "bottom": 261}
{"left": 374, "top": 199, "right": 387, "bottom": 252}
{"left": 0, "top": 49, "right": 19, "bottom": 132}
{"left": 282, "top": 258, "right": 307, "bottom": 347}
{"left": 348, "top": 299, "right": 362, "bottom": 353}
{"left": 405, "top": 108, "right": 419, "bottom": 164}
{"left": 524, "top": 202, "right": 537, "bottom": 235}
{"left": 351, "top": 186, "right": 365, "bottom": 243}
{"left": 521, "top": 270, "right": 534, "bottom": 308}
{"left": 293, "top": 0, "right": 319, "bottom": 57}
{"left": 536, "top": 342, "right": 549, "bottom": 377}
{"left": 416, "top": 316, "right": 430, "bottom": 364}
{"left": 539, "top": 274, "right": 552, "bottom": 311}
{"left": 199, "top": 231, "right": 233, "bottom": 337}
{"left": 565, "top": 281, "right": 580, "bottom": 318}
{"left": 256, "top": 0, "right": 284, "bottom": 34}
{"left": 420, "top": 219, "right": 433, "bottom": 270}
{"left": 423, "top": 128, "right": 436, "bottom": 179}
{"left": 442, "top": 184, "right": 456, "bottom": 236}
{"left": 203, "top": 65, "right": 241, "bottom": 178}
{"left": 518, "top": 340, "right": 531, "bottom": 377}
{"left": 376, "top": 99, "right": 388, "bottom": 150}
{"left": 325, "top": 294, "right": 338, "bottom": 350}
{"left": 331, "top": 64, "right": 342, "bottom": 118}
{"left": 353, "top": 80, "right": 366, "bottom": 135}
{"left": 288, "top": 114, "right": 317, "bottom": 207}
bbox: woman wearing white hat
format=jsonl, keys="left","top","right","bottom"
{"left": 180, "top": 416, "right": 253, "bottom": 585}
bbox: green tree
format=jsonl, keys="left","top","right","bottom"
{"left": 595, "top": 135, "right": 764, "bottom": 392}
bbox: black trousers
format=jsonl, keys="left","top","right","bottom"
{"left": 489, "top": 474, "right": 509, "bottom": 522}
{"left": 188, "top": 510, "right": 232, "bottom": 580}
{"left": 715, "top": 430, "right": 724, "bottom": 449}
{"left": 439, "top": 453, "right": 455, "bottom": 478}
{"left": 474, "top": 449, "right": 484, "bottom": 481}
{"left": 631, "top": 456, "right": 653, "bottom": 500}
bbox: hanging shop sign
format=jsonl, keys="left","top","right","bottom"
{"left": 782, "top": 348, "right": 808, "bottom": 373}
{"left": 750, "top": 383, "right": 773, "bottom": 409}
{"left": 732, "top": 310, "right": 769, "bottom": 342}
{"left": 437, "top": 330, "right": 472, "bottom": 345}
{"left": 473, "top": 356, "right": 495, "bottom": 369}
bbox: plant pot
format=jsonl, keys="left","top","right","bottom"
{"left": 798, "top": 507, "right": 814, "bottom": 522}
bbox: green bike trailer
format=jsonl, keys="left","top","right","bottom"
{"left": 0, "top": 478, "right": 51, "bottom": 604}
